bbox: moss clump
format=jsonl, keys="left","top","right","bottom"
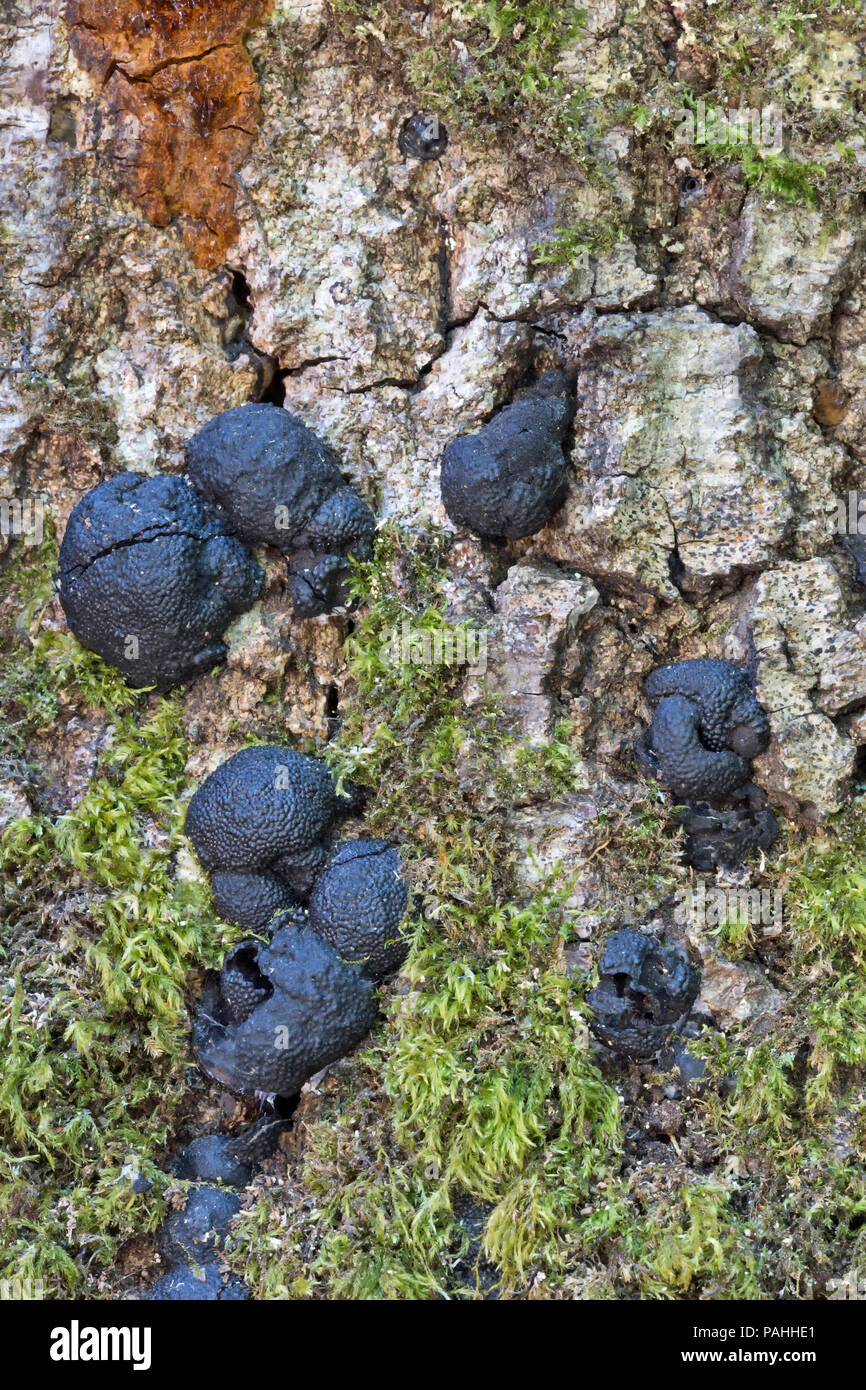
{"left": 230, "top": 526, "right": 621, "bottom": 1296}
{"left": 0, "top": 538, "right": 239, "bottom": 1296}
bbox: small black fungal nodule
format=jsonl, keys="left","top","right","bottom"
{"left": 587, "top": 928, "right": 700, "bottom": 1059}
{"left": 398, "top": 111, "right": 448, "bottom": 160}
{"left": 440, "top": 382, "right": 574, "bottom": 540}
{"left": 308, "top": 838, "right": 410, "bottom": 980}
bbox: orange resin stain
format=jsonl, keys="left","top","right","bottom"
{"left": 66, "top": 1, "right": 269, "bottom": 267}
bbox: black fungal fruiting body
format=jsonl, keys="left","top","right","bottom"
{"left": 308, "top": 838, "right": 409, "bottom": 980}
{"left": 398, "top": 111, "right": 448, "bottom": 160}
{"left": 587, "top": 929, "right": 700, "bottom": 1059}
{"left": 157, "top": 1186, "right": 241, "bottom": 1267}
{"left": 642, "top": 693, "right": 749, "bottom": 801}
{"left": 185, "top": 744, "right": 343, "bottom": 899}
{"left": 674, "top": 801, "right": 779, "bottom": 873}
{"left": 192, "top": 917, "right": 378, "bottom": 1097}
{"left": 145, "top": 1265, "right": 249, "bottom": 1301}
{"left": 185, "top": 403, "right": 375, "bottom": 617}
{"left": 640, "top": 658, "right": 776, "bottom": 868}
{"left": 171, "top": 1135, "right": 252, "bottom": 1187}
{"left": 440, "top": 392, "right": 573, "bottom": 540}
{"left": 644, "top": 659, "right": 770, "bottom": 761}
{"left": 58, "top": 472, "right": 263, "bottom": 689}
{"left": 210, "top": 869, "right": 299, "bottom": 934}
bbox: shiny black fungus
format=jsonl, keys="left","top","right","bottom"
{"left": 440, "top": 386, "right": 574, "bottom": 540}
{"left": 58, "top": 472, "right": 263, "bottom": 689}
{"left": 192, "top": 917, "right": 377, "bottom": 1097}
{"left": 171, "top": 1135, "right": 252, "bottom": 1188}
{"left": 308, "top": 838, "right": 410, "bottom": 980}
{"left": 644, "top": 658, "right": 770, "bottom": 760}
{"left": 144, "top": 1265, "right": 248, "bottom": 1301}
{"left": 185, "top": 744, "right": 345, "bottom": 899}
{"left": 675, "top": 798, "right": 778, "bottom": 872}
{"left": 398, "top": 111, "right": 448, "bottom": 160}
{"left": 587, "top": 928, "right": 700, "bottom": 1059}
{"left": 157, "top": 1186, "right": 241, "bottom": 1267}
{"left": 185, "top": 403, "right": 375, "bottom": 617}
{"left": 639, "top": 693, "right": 751, "bottom": 801}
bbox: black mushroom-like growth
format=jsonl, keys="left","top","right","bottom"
{"left": 639, "top": 658, "right": 776, "bottom": 867}
{"left": 58, "top": 472, "right": 263, "bottom": 689}
{"left": 184, "top": 744, "right": 345, "bottom": 901}
{"left": 440, "top": 384, "right": 574, "bottom": 540}
{"left": 640, "top": 659, "right": 770, "bottom": 801}
{"left": 308, "top": 838, "right": 410, "bottom": 980}
{"left": 185, "top": 403, "right": 376, "bottom": 617}
{"left": 192, "top": 918, "right": 378, "bottom": 1097}
{"left": 587, "top": 929, "right": 700, "bottom": 1059}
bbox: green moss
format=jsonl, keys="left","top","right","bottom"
{"left": 531, "top": 220, "right": 625, "bottom": 268}
{"left": 231, "top": 526, "right": 621, "bottom": 1296}
{"left": 0, "top": 541, "right": 239, "bottom": 1295}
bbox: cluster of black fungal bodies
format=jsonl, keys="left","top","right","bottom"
{"left": 59, "top": 403, "right": 376, "bottom": 689}
{"left": 437, "top": 387, "right": 778, "bottom": 1060}
{"left": 139, "top": 747, "right": 410, "bottom": 1300}
{"left": 184, "top": 744, "right": 409, "bottom": 1098}
{"left": 57, "top": 347, "right": 781, "bottom": 1273}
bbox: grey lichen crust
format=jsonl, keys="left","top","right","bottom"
{"left": 185, "top": 403, "right": 376, "bottom": 617}
{"left": 308, "top": 838, "right": 410, "bottom": 980}
{"left": 587, "top": 928, "right": 700, "bottom": 1059}
{"left": 440, "top": 390, "right": 573, "bottom": 540}
{"left": 58, "top": 472, "right": 264, "bottom": 689}
{"left": 192, "top": 918, "right": 378, "bottom": 1097}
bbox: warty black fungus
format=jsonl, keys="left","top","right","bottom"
{"left": 644, "top": 658, "right": 770, "bottom": 760}
{"left": 185, "top": 403, "right": 375, "bottom": 617}
{"left": 640, "top": 693, "right": 751, "bottom": 801}
{"left": 307, "top": 838, "right": 410, "bottom": 981}
{"left": 440, "top": 388, "right": 573, "bottom": 540}
{"left": 185, "top": 744, "right": 344, "bottom": 898}
{"left": 210, "top": 869, "right": 300, "bottom": 934}
{"left": 587, "top": 928, "right": 700, "bottom": 1059}
{"left": 58, "top": 472, "right": 264, "bottom": 689}
{"left": 192, "top": 916, "right": 378, "bottom": 1097}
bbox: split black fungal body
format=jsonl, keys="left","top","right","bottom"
{"left": 587, "top": 928, "right": 700, "bottom": 1059}
{"left": 440, "top": 382, "right": 574, "bottom": 540}
{"left": 58, "top": 472, "right": 264, "bottom": 689}
{"left": 185, "top": 403, "right": 375, "bottom": 617}
{"left": 192, "top": 917, "right": 378, "bottom": 1097}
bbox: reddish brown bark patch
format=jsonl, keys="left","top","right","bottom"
{"left": 66, "top": 1, "right": 268, "bottom": 268}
